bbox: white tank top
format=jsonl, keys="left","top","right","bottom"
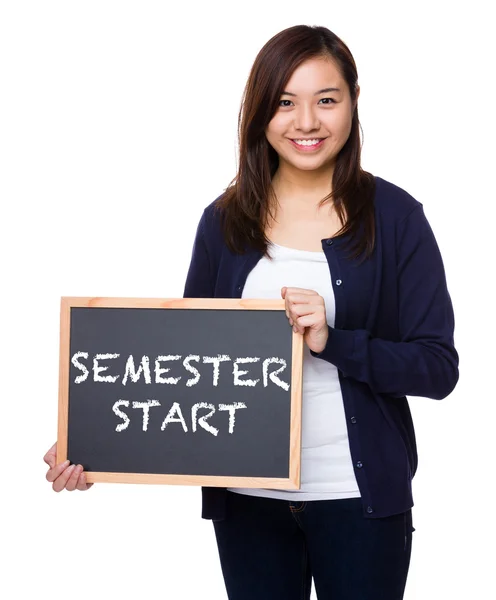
{"left": 227, "top": 242, "right": 360, "bottom": 501}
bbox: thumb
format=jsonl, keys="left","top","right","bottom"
{"left": 281, "top": 287, "right": 287, "bottom": 298}
{"left": 43, "top": 442, "right": 57, "bottom": 469}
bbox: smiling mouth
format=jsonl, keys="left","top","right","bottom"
{"left": 288, "top": 138, "right": 327, "bottom": 150}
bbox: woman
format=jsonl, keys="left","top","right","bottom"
{"left": 45, "top": 24, "right": 459, "bottom": 600}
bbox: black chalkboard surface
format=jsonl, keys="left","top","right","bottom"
{"left": 57, "top": 297, "right": 303, "bottom": 487}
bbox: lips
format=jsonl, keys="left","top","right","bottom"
{"left": 290, "top": 138, "right": 325, "bottom": 141}
{"left": 288, "top": 138, "right": 326, "bottom": 151}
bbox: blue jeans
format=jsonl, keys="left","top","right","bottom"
{"left": 213, "top": 491, "right": 414, "bottom": 600}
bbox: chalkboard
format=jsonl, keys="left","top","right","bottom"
{"left": 57, "top": 297, "right": 303, "bottom": 487}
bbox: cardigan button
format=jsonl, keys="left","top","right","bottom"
{"left": 356, "top": 461, "right": 363, "bottom": 468}
{"left": 325, "top": 238, "right": 334, "bottom": 246}
{"left": 350, "top": 416, "right": 357, "bottom": 424}
{"left": 336, "top": 279, "right": 342, "bottom": 286}
{"left": 236, "top": 285, "right": 242, "bottom": 292}
{"left": 366, "top": 506, "right": 374, "bottom": 514}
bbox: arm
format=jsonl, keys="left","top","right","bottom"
{"left": 310, "top": 205, "right": 459, "bottom": 400}
{"left": 183, "top": 210, "right": 215, "bottom": 298}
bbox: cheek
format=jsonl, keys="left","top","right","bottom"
{"left": 266, "top": 115, "right": 288, "bottom": 138}
{"left": 325, "top": 111, "right": 352, "bottom": 138}
{"left": 341, "top": 114, "right": 353, "bottom": 137}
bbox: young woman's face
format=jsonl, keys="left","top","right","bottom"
{"left": 265, "top": 57, "right": 358, "bottom": 173}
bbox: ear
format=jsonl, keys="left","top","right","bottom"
{"left": 354, "top": 84, "right": 360, "bottom": 108}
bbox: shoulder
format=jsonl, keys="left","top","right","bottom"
{"left": 373, "top": 177, "right": 441, "bottom": 258}
{"left": 199, "top": 193, "right": 225, "bottom": 226}
{"left": 191, "top": 193, "right": 226, "bottom": 261}
{"left": 373, "top": 175, "right": 423, "bottom": 222}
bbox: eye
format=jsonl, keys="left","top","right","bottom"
{"left": 278, "top": 98, "right": 336, "bottom": 107}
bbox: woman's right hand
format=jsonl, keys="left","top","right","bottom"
{"left": 44, "top": 442, "right": 93, "bottom": 492}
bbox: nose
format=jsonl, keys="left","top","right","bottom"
{"left": 293, "top": 103, "right": 320, "bottom": 132}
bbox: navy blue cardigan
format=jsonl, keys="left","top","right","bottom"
{"left": 183, "top": 175, "right": 459, "bottom": 521}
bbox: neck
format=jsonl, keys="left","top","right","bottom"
{"left": 271, "top": 162, "right": 334, "bottom": 207}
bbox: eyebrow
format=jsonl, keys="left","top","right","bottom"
{"left": 280, "top": 87, "right": 341, "bottom": 97}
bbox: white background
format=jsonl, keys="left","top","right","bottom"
{"left": 1, "top": 1, "right": 494, "bottom": 598}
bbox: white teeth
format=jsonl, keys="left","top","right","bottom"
{"left": 293, "top": 139, "right": 322, "bottom": 146}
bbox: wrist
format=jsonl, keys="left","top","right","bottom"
{"left": 311, "top": 326, "right": 330, "bottom": 354}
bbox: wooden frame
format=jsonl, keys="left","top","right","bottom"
{"left": 57, "top": 297, "right": 303, "bottom": 487}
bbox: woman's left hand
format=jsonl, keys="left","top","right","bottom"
{"left": 281, "top": 286, "right": 329, "bottom": 354}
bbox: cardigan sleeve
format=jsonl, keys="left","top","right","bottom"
{"left": 310, "top": 204, "right": 459, "bottom": 400}
{"left": 183, "top": 210, "right": 215, "bottom": 298}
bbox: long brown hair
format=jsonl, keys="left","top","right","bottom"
{"left": 215, "top": 24, "right": 376, "bottom": 262}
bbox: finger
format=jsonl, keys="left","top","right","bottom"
{"left": 66, "top": 464, "right": 83, "bottom": 492}
{"left": 52, "top": 464, "right": 76, "bottom": 492}
{"left": 46, "top": 459, "right": 70, "bottom": 483}
{"left": 285, "top": 296, "right": 322, "bottom": 327}
{"left": 43, "top": 443, "right": 57, "bottom": 469}
{"left": 76, "top": 471, "right": 93, "bottom": 491}
{"left": 287, "top": 304, "right": 325, "bottom": 334}
{"left": 288, "top": 314, "right": 305, "bottom": 335}
{"left": 286, "top": 293, "right": 324, "bottom": 306}
{"left": 283, "top": 287, "right": 320, "bottom": 297}
{"left": 284, "top": 292, "right": 304, "bottom": 330}
{"left": 289, "top": 303, "right": 325, "bottom": 317}
{"left": 295, "top": 314, "right": 326, "bottom": 328}
{"left": 285, "top": 295, "right": 317, "bottom": 317}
